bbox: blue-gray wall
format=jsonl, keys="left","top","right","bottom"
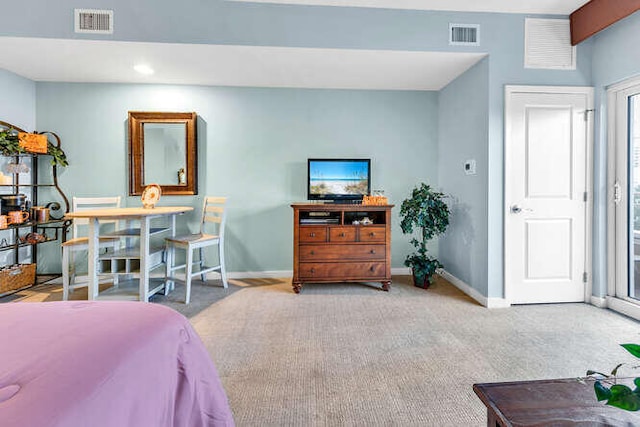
{"left": 0, "top": 69, "right": 35, "bottom": 131}
{"left": 590, "top": 12, "right": 640, "bottom": 297}
{"left": 438, "top": 57, "right": 489, "bottom": 296}
{"left": 0, "top": 2, "right": 603, "bottom": 295}
{"left": 35, "top": 83, "right": 438, "bottom": 273}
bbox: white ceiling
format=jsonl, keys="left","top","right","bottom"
{"left": 0, "top": 37, "right": 486, "bottom": 91}
{"left": 230, "top": 0, "right": 589, "bottom": 14}
{"left": 0, "top": 1, "right": 587, "bottom": 90}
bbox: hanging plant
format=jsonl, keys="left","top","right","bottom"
{"left": 47, "top": 141, "right": 68, "bottom": 167}
{"left": 0, "top": 128, "right": 24, "bottom": 156}
{"left": 0, "top": 128, "right": 68, "bottom": 167}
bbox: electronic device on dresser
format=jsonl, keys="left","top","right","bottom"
{"left": 307, "top": 158, "right": 370, "bottom": 203}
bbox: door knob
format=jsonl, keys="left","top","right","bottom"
{"left": 510, "top": 205, "right": 533, "bottom": 214}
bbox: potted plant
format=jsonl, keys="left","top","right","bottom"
{"left": 399, "top": 183, "right": 450, "bottom": 288}
{"left": 0, "top": 128, "right": 68, "bottom": 167}
{"left": 587, "top": 343, "right": 640, "bottom": 410}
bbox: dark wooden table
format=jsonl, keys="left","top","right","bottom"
{"left": 473, "top": 377, "right": 640, "bottom": 426}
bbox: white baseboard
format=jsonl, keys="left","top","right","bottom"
{"left": 391, "top": 267, "right": 411, "bottom": 275}
{"left": 590, "top": 295, "right": 608, "bottom": 308}
{"left": 606, "top": 296, "right": 640, "bottom": 321}
{"left": 227, "top": 270, "right": 292, "bottom": 280}
{"left": 437, "top": 269, "right": 510, "bottom": 308}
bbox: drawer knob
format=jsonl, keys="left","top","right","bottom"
{"left": 369, "top": 232, "right": 375, "bottom": 237}
{"left": 340, "top": 232, "right": 345, "bottom": 237}
{"left": 310, "top": 232, "right": 316, "bottom": 237}
{"left": 369, "top": 266, "right": 375, "bottom": 272}
{"left": 310, "top": 250, "right": 315, "bottom": 255}
{"left": 370, "top": 249, "right": 376, "bottom": 254}
{"left": 310, "top": 268, "right": 315, "bottom": 274}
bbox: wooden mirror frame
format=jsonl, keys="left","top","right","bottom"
{"left": 128, "top": 111, "right": 197, "bottom": 196}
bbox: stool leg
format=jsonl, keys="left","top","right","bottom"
{"left": 219, "top": 240, "right": 228, "bottom": 288}
{"left": 62, "top": 246, "right": 70, "bottom": 300}
{"left": 185, "top": 246, "right": 193, "bottom": 304}
{"left": 199, "top": 248, "right": 206, "bottom": 281}
{"left": 164, "top": 242, "right": 172, "bottom": 296}
{"left": 111, "top": 240, "right": 119, "bottom": 288}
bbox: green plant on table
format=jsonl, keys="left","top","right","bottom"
{"left": 399, "top": 183, "right": 450, "bottom": 288}
{"left": 588, "top": 343, "right": 640, "bottom": 411}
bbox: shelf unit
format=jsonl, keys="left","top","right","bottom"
{"left": 0, "top": 121, "right": 70, "bottom": 296}
{"left": 92, "top": 224, "right": 171, "bottom": 300}
{"left": 97, "top": 227, "right": 168, "bottom": 274}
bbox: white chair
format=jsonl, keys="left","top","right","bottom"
{"left": 165, "top": 197, "right": 228, "bottom": 304}
{"left": 61, "top": 196, "right": 121, "bottom": 300}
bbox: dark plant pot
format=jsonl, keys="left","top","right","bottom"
{"left": 412, "top": 269, "right": 432, "bottom": 289}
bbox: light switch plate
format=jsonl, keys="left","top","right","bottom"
{"left": 464, "top": 159, "right": 476, "bottom": 175}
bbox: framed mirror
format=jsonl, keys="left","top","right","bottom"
{"left": 128, "top": 111, "right": 197, "bottom": 196}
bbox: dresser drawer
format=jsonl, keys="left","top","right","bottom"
{"left": 298, "top": 226, "right": 327, "bottom": 243}
{"left": 299, "top": 262, "right": 386, "bottom": 279}
{"left": 359, "top": 227, "right": 386, "bottom": 242}
{"left": 329, "top": 227, "right": 356, "bottom": 242}
{"left": 299, "top": 244, "right": 386, "bottom": 261}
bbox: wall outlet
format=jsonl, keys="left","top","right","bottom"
{"left": 464, "top": 159, "right": 476, "bottom": 175}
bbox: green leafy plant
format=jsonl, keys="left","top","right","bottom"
{"left": 399, "top": 183, "right": 450, "bottom": 288}
{"left": 47, "top": 141, "right": 68, "bottom": 167}
{"left": 588, "top": 344, "right": 640, "bottom": 411}
{"left": 0, "top": 128, "right": 24, "bottom": 155}
{"left": 0, "top": 128, "right": 68, "bottom": 167}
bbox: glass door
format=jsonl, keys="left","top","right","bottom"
{"left": 611, "top": 78, "right": 640, "bottom": 304}
{"left": 630, "top": 94, "right": 640, "bottom": 299}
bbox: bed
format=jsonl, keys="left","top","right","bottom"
{"left": 0, "top": 301, "right": 234, "bottom": 427}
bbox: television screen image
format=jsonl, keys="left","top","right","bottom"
{"left": 308, "top": 159, "right": 370, "bottom": 201}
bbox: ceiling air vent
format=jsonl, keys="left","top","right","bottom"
{"left": 74, "top": 9, "right": 113, "bottom": 34}
{"left": 525, "top": 18, "right": 575, "bottom": 70}
{"left": 449, "top": 24, "right": 480, "bottom": 46}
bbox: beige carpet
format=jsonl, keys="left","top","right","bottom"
{"left": 5, "top": 276, "right": 640, "bottom": 426}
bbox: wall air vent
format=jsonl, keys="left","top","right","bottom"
{"left": 525, "top": 18, "right": 575, "bottom": 70}
{"left": 449, "top": 24, "right": 480, "bottom": 46}
{"left": 74, "top": 9, "right": 113, "bottom": 34}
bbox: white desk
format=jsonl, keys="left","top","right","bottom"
{"left": 66, "top": 206, "right": 193, "bottom": 302}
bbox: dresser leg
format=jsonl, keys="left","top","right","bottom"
{"left": 293, "top": 282, "right": 302, "bottom": 294}
{"left": 381, "top": 281, "right": 391, "bottom": 291}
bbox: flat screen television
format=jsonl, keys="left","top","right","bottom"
{"left": 307, "top": 158, "right": 371, "bottom": 202}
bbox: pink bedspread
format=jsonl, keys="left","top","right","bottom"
{"left": 0, "top": 301, "right": 234, "bottom": 427}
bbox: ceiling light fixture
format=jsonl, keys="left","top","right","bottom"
{"left": 134, "top": 64, "right": 154, "bottom": 75}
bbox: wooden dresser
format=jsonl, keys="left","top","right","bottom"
{"left": 291, "top": 203, "right": 393, "bottom": 293}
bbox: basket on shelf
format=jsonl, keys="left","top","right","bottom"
{"left": 18, "top": 132, "right": 48, "bottom": 154}
{"left": 0, "top": 263, "right": 36, "bottom": 295}
{"left": 362, "top": 195, "right": 388, "bottom": 206}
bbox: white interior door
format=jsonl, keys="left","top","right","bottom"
{"left": 505, "top": 86, "right": 593, "bottom": 304}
